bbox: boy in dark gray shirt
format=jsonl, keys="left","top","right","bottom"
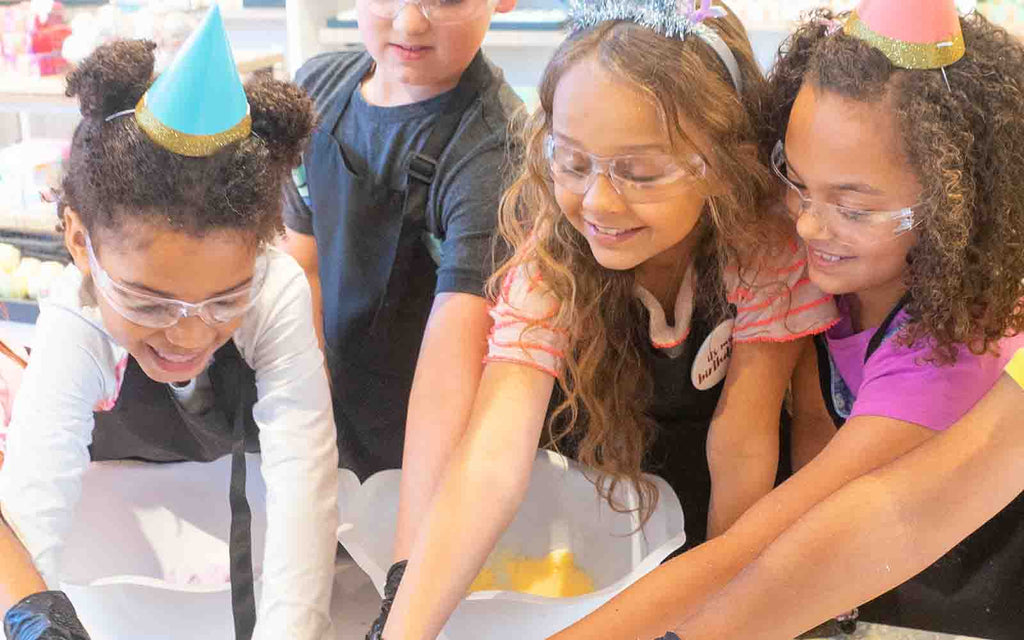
{"left": 280, "top": 5, "right": 523, "bottom": 622}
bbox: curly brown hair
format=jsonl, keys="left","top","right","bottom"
{"left": 59, "top": 39, "right": 315, "bottom": 248}
{"left": 761, "top": 11, "right": 1024, "bottom": 363}
{"left": 490, "top": 3, "right": 790, "bottom": 520}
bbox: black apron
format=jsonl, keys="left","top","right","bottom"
{"left": 645, "top": 314, "right": 728, "bottom": 551}
{"left": 815, "top": 297, "right": 1024, "bottom": 639}
{"left": 90, "top": 341, "right": 259, "bottom": 640}
{"left": 553, "top": 311, "right": 792, "bottom": 553}
{"left": 304, "top": 55, "right": 486, "bottom": 480}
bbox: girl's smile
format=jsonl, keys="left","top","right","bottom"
{"left": 784, "top": 84, "right": 922, "bottom": 324}
{"left": 65, "top": 213, "right": 259, "bottom": 385}
{"left": 583, "top": 218, "right": 647, "bottom": 245}
{"left": 550, "top": 56, "right": 710, "bottom": 281}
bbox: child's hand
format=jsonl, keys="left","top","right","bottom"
{"left": 365, "top": 560, "right": 407, "bottom": 640}
{"left": 3, "top": 591, "right": 91, "bottom": 640}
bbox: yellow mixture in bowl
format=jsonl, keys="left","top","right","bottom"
{"left": 468, "top": 548, "right": 595, "bottom": 597}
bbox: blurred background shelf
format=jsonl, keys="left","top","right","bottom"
{"left": 0, "top": 298, "right": 40, "bottom": 324}
{"left": 0, "top": 51, "right": 283, "bottom": 142}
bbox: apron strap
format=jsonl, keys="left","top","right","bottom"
{"left": 813, "top": 333, "right": 846, "bottom": 428}
{"left": 817, "top": 293, "right": 913, "bottom": 429}
{"left": 402, "top": 55, "right": 487, "bottom": 228}
{"left": 864, "top": 293, "right": 911, "bottom": 363}
{"left": 228, "top": 384, "right": 257, "bottom": 640}
{"left": 321, "top": 54, "right": 374, "bottom": 136}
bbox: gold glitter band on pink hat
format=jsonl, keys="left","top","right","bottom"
{"left": 843, "top": 0, "right": 965, "bottom": 71}
{"left": 845, "top": 10, "right": 964, "bottom": 70}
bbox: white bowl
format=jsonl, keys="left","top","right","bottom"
{"left": 59, "top": 455, "right": 358, "bottom": 640}
{"left": 337, "top": 449, "right": 686, "bottom": 640}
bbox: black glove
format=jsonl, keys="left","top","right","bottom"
{"left": 4, "top": 591, "right": 90, "bottom": 640}
{"left": 365, "top": 560, "right": 408, "bottom": 640}
{"left": 655, "top": 634, "right": 681, "bottom": 640}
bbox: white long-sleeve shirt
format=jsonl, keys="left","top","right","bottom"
{"left": 0, "top": 247, "right": 338, "bottom": 640}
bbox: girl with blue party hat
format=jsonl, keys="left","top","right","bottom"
{"left": 0, "top": 8, "right": 338, "bottom": 640}
{"left": 375, "top": 1, "right": 840, "bottom": 638}
{"left": 552, "top": 1, "right": 1024, "bottom": 638}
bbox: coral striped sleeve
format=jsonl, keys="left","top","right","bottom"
{"left": 726, "top": 241, "right": 838, "bottom": 343}
{"left": 485, "top": 263, "right": 567, "bottom": 378}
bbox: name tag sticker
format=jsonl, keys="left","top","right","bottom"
{"left": 692, "top": 319, "right": 734, "bottom": 391}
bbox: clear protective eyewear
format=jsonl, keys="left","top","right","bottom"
{"left": 363, "top": 0, "right": 497, "bottom": 24}
{"left": 771, "top": 140, "right": 920, "bottom": 242}
{"left": 86, "top": 234, "right": 269, "bottom": 329}
{"left": 544, "top": 134, "right": 707, "bottom": 204}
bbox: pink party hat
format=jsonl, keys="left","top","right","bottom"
{"left": 844, "top": 0, "right": 965, "bottom": 70}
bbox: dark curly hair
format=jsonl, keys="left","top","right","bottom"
{"left": 60, "top": 39, "right": 315, "bottom": 246}
{"left": 760, "top": 11, "right": 1024, "bottom": 363}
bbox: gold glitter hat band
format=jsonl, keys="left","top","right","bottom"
{"left": 135, "top": 93, "right": 252, "bottom": 158}
{"left": 844, "top": 9, "right": 965, "bottom": 70}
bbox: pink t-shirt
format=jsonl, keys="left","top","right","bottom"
{"left": 487, "top": 241, "right": 838, "bottom": 379}
{"left": 824, "top": 296, "right": 1024, "bottom": 431}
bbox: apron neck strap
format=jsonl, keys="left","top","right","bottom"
{"left": 864, "top": 292, "right": 911, "bottom": 363}
{"left": 403, "top": 52, "right": 489, "bottom": 221}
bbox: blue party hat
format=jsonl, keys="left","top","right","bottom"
{"left": 135, "top": 5, "right": 250, "bottom": 157}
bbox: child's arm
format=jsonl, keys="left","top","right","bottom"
{"left": 392, "top": 292, "right": 492, "bottom": 562}
{"left": 672, "top": 368, "right": 1024, "bottom": 639}
{"left": 0, "top": 312, "right": 107, "bottom": 591}
{"left": 0, "top": 518, "right": 46, "bottom": 614}
{"left": 706, "top": 242, "right": 839, "bottom": 536}
{"left": 0, "top": 519, "right": 90, "bottom": 639}
{"left": 239, "top": 255, "right": 338, "bottom": 640}
{"left": 382, "top": 362, "right": 555, "bottom": 640}
{"left": 788, "top": 339, "right": 837, "bottom": 470}
{"left": 390, "top": 139, "right": 521, "bottom": 568}
{"left": 278, "top": 229, "right": 324, "bottom": 348}
{"left": 550, "top": 408, "right": 933, "bottom": 640}
{"left": 2, "top": 511, "right": 92, "bottom": 640}
{"left": 0, "top": 307, "right": 108, "bottom": 638}
{"left": 706, "top": 339, "right": 803, "bottom": 536}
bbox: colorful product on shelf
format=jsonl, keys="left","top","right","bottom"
{"left": 0, "top": 1, "right": 71, "bottom": 76}
{"left": 60, "top": 3, "right": 206, "bottom": 70}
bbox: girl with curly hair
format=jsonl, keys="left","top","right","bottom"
{"left": 0, "top": 13, "right": 337, "bottom": 640}
{"left": 377, "top": 1, "right": 840, "bottom": 638}
{"left": 552, "top": 2, "right": 1024, "bottom": 639}
{"left": 654, "top": 351, "right": 1024, "bottom": 640}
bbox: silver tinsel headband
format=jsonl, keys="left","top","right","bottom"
{"left": 567, "top": 0, "right": 743, "bottom": 95}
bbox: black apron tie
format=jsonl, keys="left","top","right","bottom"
{"left": 91, "top": 341, "right": 260, "bottom": 639}
{"left": 228, "top": 404, "right": 256, "bottom": 640}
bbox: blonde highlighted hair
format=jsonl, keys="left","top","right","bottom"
{"left": 490, "top": 2, "right": 790, "bottom": 521}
